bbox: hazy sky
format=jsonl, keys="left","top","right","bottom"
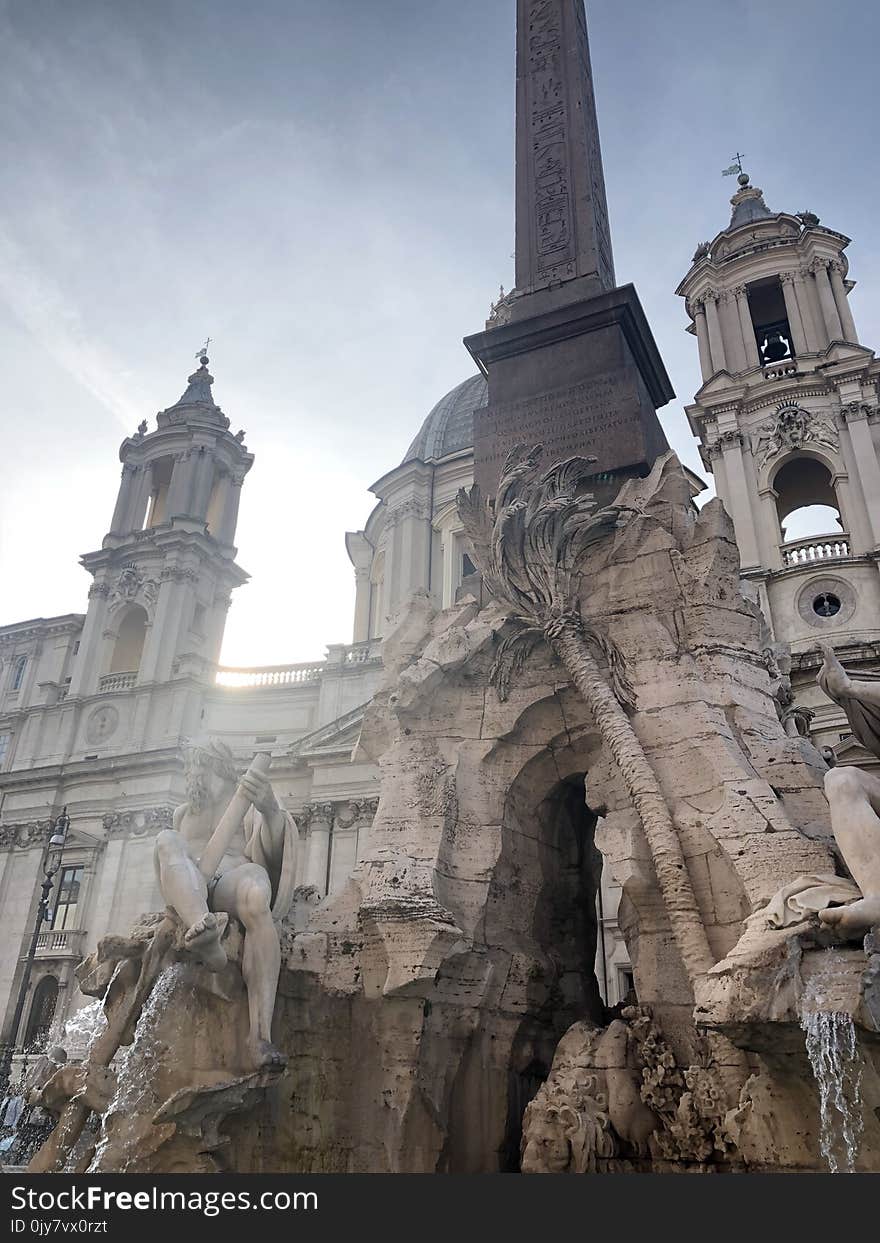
{"left": 1, "top": 0, "right": 878, "bottom": 664}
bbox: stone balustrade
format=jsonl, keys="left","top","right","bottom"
{"left": 781, "top": 533, "right": 851, "bottom": 566}
{"left": 35, "top": 928, "right": 86, "bottom": 959}
{"left": 215, "top": 663, "right": 324, "bottom": 688}
{"left": 216, "top": 640, "right": 382, "bottom": 689}
{"left": 98, "top": 671, "right": 137, "bottom": 692}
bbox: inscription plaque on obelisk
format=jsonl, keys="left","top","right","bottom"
{"left": 466, "top": 0, "right": 672, "bottom": 499}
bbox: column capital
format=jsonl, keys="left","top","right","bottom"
{"left": 841, "top": 400, "right": 872, "bottom": 424}
{"left": 779, "top": 270, "right": 798, "bottom": 286}
{"left": 809, "top": 256, "right": 831, "bottom": 275}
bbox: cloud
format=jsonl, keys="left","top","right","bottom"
{"left": 0, "top": 225, "right": 147, "bottom": 430}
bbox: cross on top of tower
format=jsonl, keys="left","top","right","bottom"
{"left": 196, "top": 337, "right": 212, "bottom": 366}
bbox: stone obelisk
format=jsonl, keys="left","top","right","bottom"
{"left": 465, "top": 0, "right": 672, "bottom": 498}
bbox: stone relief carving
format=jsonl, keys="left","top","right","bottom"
{"left": 160, "top": 566, "right": 198, "bottom": 584}
{"left": 751, "top": 401, "right": 839, "bottom": 469}
{"left": 762, "top": 640, "right": 815, "bottom": 738}
{"left": 521, "top": 1007, "right": 736, "bottom": 1172}
{"left": 0, "top": 820, "right": 53, "bottom": 850}
{"left": 108, "top": 564, "right": 159, "bottom": 613}
{"left": 86, "top": 705, "right": 119, "bottom": 745}
{"left": 102, "top": 806, "right": 174, "bottom": 837}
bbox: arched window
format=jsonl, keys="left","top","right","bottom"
{"left": 110, "top": 605, "right": 148, "bottom": 674}
{"left": 11, "top": 655, "right": 27, "bottom": 691}
{"left": 774, "top": 457, "right": 843, "bottom": 542}
{"left": 24, "top": 975, "right": 59, "bottom": 1049}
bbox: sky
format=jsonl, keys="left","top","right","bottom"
{"left": 1, "top": 0, "right": 878, "bottom": 665}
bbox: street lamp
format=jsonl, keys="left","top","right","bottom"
{"left": 0, "top": 807, "right": 70, "bottom": 1097}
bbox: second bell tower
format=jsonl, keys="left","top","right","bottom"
{"left": 68, "top": 353, "right": 253, "bottom": 700}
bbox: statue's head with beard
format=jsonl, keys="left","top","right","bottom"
{"left": 183, "top": 738, "right": 239, "bottom": 812}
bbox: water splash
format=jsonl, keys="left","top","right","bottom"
{"left": 800, "top": 952, "right": 865, "bottom": 1173}
{"left": 50, "top": 1001, "right": 107, "bottom": 1060}
{"left": 87, "top": 964, "right": 185, "bottom": 1173}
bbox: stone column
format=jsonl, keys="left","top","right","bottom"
{"left": 721, "top": 291, "right": 747, "bottom": 372}
{"left": 733, "top": 287, "right": 760, "bottom": 368}
{"left": 304, "top": 803, "right": 333, "bottom": 896}
{"left": 165, "top": 451, "right": 195, "bottom": 518}
{"left": 829, "top": 261, "right": 858, "bottom": 344}
{"left": 214, "top": 472, "right": 244, "bottom": 546}
{"left": 386, "top": 498, "right": 430, "bottom": 614}
{"left": 704, "top": 293, "right": 727, "bottom": 373}
{"left": 757, "top": 488, "right": 785, "bottom": 570}
{"left": 109, "top": 464, "right": 138, "bottom": 534}
{"left": 842, "top": 403, "right": 880, "bottom": 547}
{"left": 813, "top": 259, "right": 844, "bottom": 343}
{"left": 137, "top": 569, "right": 191, "bottom": 683}
{"left": 352, "top": 567, "right": 371, "bottom": 643}
{"left": 67, "top": 583, "right": 110, "bottom": 696}
{"left": 794, "top": 270, "right": 823, "bottom": 351}
{"left": 188, "top": 449, "right": 215, "bottom": 522}
{"left": 355, "top": 798, "right": 379, "bottom": 863}
{"left": 126, "top": 464, "right": 154, "bottom": 531}
{"left": 719, "top": 432, "right": 761, "bottom": 569}
{"left": 328, "top": 803, "right": 359, "bottom": 894}
{"left": 691, "top": 300, "right": 713, "bottom": 381}
{"left": 780, "top": 273, "right": 808, "bottom": 356}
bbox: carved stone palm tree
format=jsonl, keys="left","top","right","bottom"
{"left": 457, "top": 446, "right": 714, "bottom": 984}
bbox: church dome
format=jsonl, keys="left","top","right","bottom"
{"left": 403, "top": 373, "right": 487, "bottom": 464}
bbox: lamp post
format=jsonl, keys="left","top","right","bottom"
{"left": 0, "top": 807, "right": 70, "bottom": 1098}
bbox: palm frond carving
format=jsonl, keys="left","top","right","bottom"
{"left": 457, "top": 445, "right": 714, "bottom": 984}
{"left": 458, "top": 444, "right": 632, "bottom": 706}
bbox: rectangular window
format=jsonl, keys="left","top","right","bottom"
{"left": 52, "top": 865, "right": 84, "bottom": 931}
{"left": 0, "top": 733, "right": 10, "bottom": 768}
{"left": 11, "top": 656, "right": 27, "bottom": 690}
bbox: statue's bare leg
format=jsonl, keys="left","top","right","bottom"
{"left": 212, "top": 863, "right": 286, "bottom": 1072}
{"left": 154, "top": 830, "right": 227, "bottom": 971}
{"left": 819, "top": 767, "right": 880, "bottom": 935}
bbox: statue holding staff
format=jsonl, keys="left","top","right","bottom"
{"left": 155, "top": 739, "right": 298, "bottom": 1070}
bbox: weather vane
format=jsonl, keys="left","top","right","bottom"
{"left": 722, "top": 152, "right": 746, "bottom": 177}
{"left": 196, "top": 337, "right": 211, "bottom": 361}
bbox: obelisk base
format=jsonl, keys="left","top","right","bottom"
{"left": 464, "top": 283, "right": 673, "bottom": 500}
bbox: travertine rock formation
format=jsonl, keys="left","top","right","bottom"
{"left": 38, "top": 451, "right": 880, "bottom": 1173}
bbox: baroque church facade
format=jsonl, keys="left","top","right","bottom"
{"left": 1, "top": 170, "right": 878, "bottom": 1057}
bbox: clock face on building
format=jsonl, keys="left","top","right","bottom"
{"left": 86, "top": 705, "right": 119, "bottom": 744}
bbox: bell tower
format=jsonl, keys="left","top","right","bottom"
{"left": 68, "top": 352, "right": 253, "bottom": 699}
{"left": 677, "top": 172, "right": 880, "bottom": 750}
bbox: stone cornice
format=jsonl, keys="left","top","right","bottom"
{"left": 0, "top": 616, "right": 85, "bottom": 644}
{"left": 0, "top": 742, "right": 191, "bottom": 794}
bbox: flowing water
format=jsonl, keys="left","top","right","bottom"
{"left": 799, "top": 951, "right": 865, "bottom": 1173}
{"left": 87, "top": 963, "right": 185, "bottom": 1173}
